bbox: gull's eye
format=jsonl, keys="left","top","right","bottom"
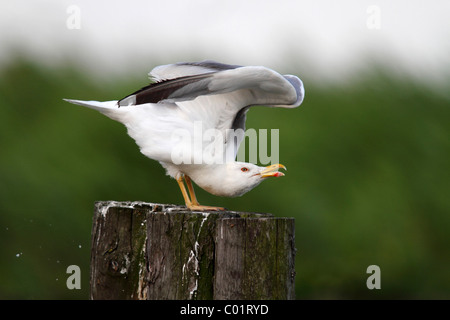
{"left": 241, "top": 167, "right": 249, "bottom": 172}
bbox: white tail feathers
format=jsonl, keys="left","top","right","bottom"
{"left": 63, "top": 99, "right": 118, "bottom": 111}
{"left": 63, "top": 98, "right": 127, "bottom": 122}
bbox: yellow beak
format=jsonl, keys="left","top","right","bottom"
{"left": 260, "top": 163, "right": 287, "bottom": 178}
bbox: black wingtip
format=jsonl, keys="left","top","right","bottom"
{"left": 117, "top": 73, "right": 214, "bottom": 106}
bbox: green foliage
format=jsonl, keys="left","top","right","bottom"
{"left": 0, "top": 59, "right": 449, "bottom": 299}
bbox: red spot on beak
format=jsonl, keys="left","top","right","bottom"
{"left": 273, "top": 172, "right": 284, "bottom": 177}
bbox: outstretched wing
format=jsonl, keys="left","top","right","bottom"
{"left": 119, "top": 61, "right": 303, "bottom": 108}
{"left": 118, "top": 60, "right": 305, "bottom": 161}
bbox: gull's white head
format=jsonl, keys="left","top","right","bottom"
{"left": 187, "top": 162, "right": 287, "bottom": 198}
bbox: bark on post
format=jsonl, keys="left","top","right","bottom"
{"left": 90, "top": 201, "right": 296, "bottom": 300}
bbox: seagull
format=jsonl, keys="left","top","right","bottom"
{"left": 64, "top": 61, "right": 304, "bottom": 211}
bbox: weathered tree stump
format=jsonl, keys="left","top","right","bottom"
{"left": 90, "top": 201, "right": 296, "bottom": 300}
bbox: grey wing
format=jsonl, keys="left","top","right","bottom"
{"left": 119, "top": 62, "right": 304, "bottom": 108}
{"left": 118, "top": 62, "right": 304, "bottom": 160}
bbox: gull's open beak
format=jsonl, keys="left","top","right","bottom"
{"left": 260, "top": 164, "right": 287, "bottom": 178}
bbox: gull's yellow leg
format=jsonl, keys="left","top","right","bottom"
{"left": 183, "top": 175, "right": 226, "bottom": 211}
{"left": 176, "top": 174, "right": 193, "bottom": 207}
{"left": 184, "top": 175, "right": 200, "bottom": 206}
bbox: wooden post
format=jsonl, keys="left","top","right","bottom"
{"left": 90, "top": 201, "right": 296, "bottom": 300}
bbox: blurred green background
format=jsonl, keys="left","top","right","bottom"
{"left": 1, "top": 56, "right": 449, "bottom": 299}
